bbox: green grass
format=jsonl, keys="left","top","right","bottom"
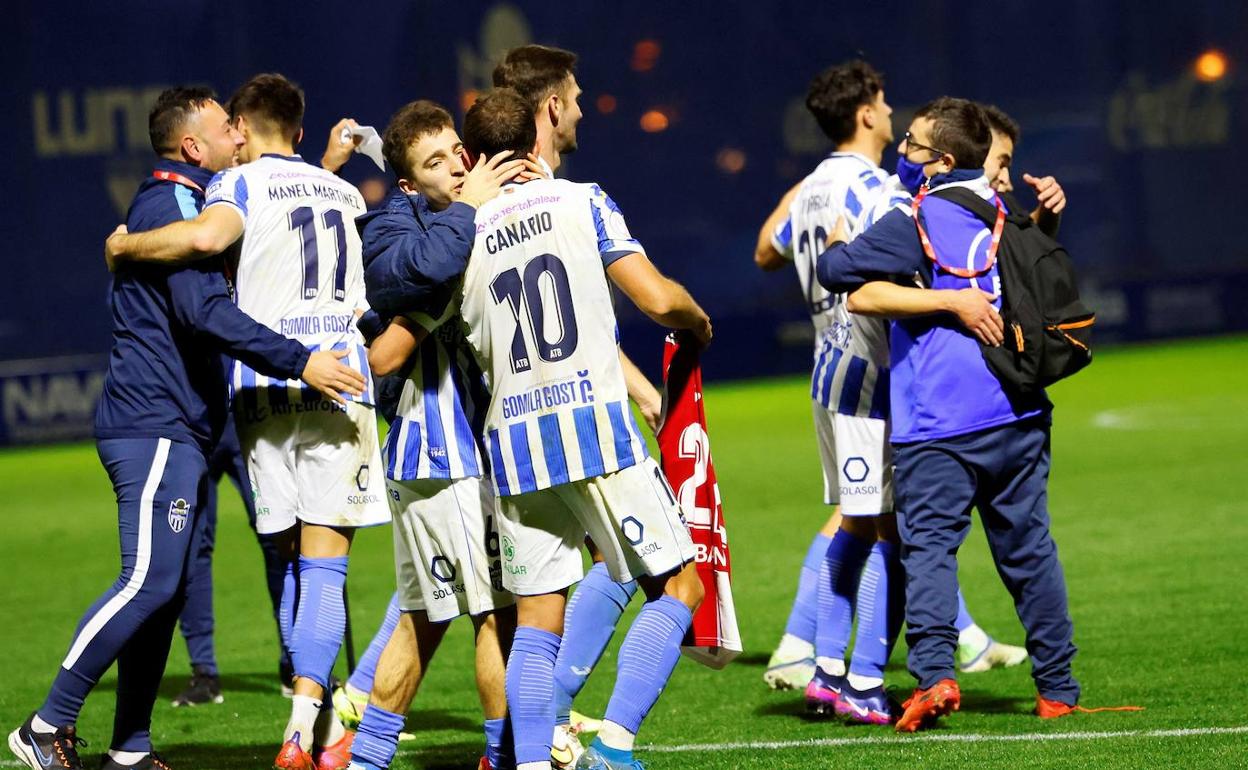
{"left": 2, "top": 336, "right": 1247, "bottom": 768}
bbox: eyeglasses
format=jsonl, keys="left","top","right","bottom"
{"left": 902, "top": 131, "right": 948, "bottom": 163}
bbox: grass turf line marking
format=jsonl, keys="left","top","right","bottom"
{"left": 3, "top": 726, "right": 1236, "bottom": 767}
{"left": 640, "top": 725, "right": 1248, "bottom": 753}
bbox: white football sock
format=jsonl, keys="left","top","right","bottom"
{"left": 286, "top": 694, "right": 322, "bottom": 750}
{"left": 314, "top": 700, "right": 347, "bottom": 747}
{"left": 846, "top": 673, "right": 884, "bottom": 691}
{"left": 816, "top": 656, "right": 847, "bottom": 677}
{"left": 959, "top": 623, "right": 991, "bottom": 654}
{"left": 29, "top": 714, "right": 56, "bottom": 734}
{"left": 776, "top": 633, "right": 815, "bottom": 657}
{"left": 517, "top": 763, "right": 552, "bottom": 770}
{"left": 108, "top": 750, "right": 148, "bottom": 765}
{"left": 598, "top": 719, "right": 636, "bottom": 752}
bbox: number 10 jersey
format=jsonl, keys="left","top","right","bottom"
{"left": 459, "top": 178, "right": 649, "bottom": 497}
{"left": 205, "top": 154, "right": 373, "bottom": 409}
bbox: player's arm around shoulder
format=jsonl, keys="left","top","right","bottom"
{"left": 606, "top": 252, "right": 711, "bottom": 345}
{"left": 368, "top": 315, "right": 429, "bottom": 376}
{"left": 846, "top": 282, "right": 1004, "bottom": 346}
{"left": 105, "top": 173, "right": 245, "bottom": 270}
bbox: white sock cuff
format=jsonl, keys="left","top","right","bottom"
{"left": 108, "top": 750, "right": 148, "bottom": 764}
{"left": 846, "top": 673, "right": 884, "bottom": 691}
{"left": 30, "top": 714, "right": 57, "bottom": 734}
{"left": 598, "top": 719, "right": 637, "bottom": 752}
{"left": 959, "top": 623, "right": 991, "bottom": 651}
{"left": 816, "top": 656, "right": 847, "bottom": 677}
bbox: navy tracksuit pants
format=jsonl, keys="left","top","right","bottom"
{"left": 893, "top": 418, "right": 1080, "bottom": 705}
{"left": 39, "top": 437, "right": 206, "bottom": 751}
{"left": 177, "top": 421, "right": 288, "bottom": 676}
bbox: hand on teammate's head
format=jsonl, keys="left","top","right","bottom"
{"left": 458, "top": 151, "right": 529, "bottom": 209}
{"left": 516, "top": 153, "right": 547, "bottom": 182}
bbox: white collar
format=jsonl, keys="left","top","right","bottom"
{"left": 929, "top": 174, "right": 994, "bottom": 200}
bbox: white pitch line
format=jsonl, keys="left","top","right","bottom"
{"left": 641, "top": 725, "right": 1248, "bottom": 753}
{"left": 2, "top": 725, "right": 1240, "bottom": 767}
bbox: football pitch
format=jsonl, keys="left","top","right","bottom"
{"left": 2, "top": 335, "right": 1246, "bottom": 769}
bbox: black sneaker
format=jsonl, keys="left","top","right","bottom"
{"left": 170, "top": 666, "right": 222, "bottom": 707}
{"left": 7, "top": 713, "right": 87, "bottom": 769}
{"left": 98, "top": 753, "right": 172, "bottom": 770}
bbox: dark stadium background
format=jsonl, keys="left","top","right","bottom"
{"left": 2, "top": 0, "right": 1244, "bottom": 444}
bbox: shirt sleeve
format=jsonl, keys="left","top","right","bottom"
{"left": 166, "top": 261, "right": 310, "bottom": 380}
{"left": 361, "top": 201, "right": 475, "bottom": 315}
{"left": 405, "top": 290, "right": 461, "bottom": 333}
{"left": 770, "top": 213, "right": 795, "bottom": 260}
{"left": 588, "top": 185, "right": 645, "bottom": 267}
{"left": 204, "top": 168, "right": 250, "bottom": 225}
{"left": 356, "top": 309, "right": 390, "bottom": 345}
{"left": 816, "top": 208, "right": 924, "bottom": 294}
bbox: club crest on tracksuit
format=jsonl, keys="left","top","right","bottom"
{"left": 168, "top": 498, "right": 191, "bottom": 533}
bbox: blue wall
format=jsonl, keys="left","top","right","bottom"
{"left": 4, "top": 0, "right": 1245, "bottom": 385}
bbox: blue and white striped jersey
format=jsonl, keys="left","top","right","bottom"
{"left": 382, "top": 301, "right": 490, "bottom": 482}
{"left": 771, "top": 153, "right": 910, "bottom": 418}
{"left": 459, "top": 178, "right": 650, "bottom": 497}
{"left": 205, "top": 154, "right": 374, "bottom": 412}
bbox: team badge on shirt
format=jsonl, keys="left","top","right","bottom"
{"left": 168, "top": 498, "right": 191, "bottom": 533}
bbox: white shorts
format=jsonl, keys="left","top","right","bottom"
{"left": 497, "top": 457, "right": 697, "bottom": 596}
{"left": 237, "top": 400, "right": 391, "bottom": 535}
{"left": 389, "top": 475, "right": 514, "bottom": 623}
{"left": 812, "top": 402, "right": 893, "bottom": 516}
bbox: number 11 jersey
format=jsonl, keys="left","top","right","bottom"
{"left": 459, "top": 178, "right": 649, "bottom": 497}
{"left": 205, "top": 153, "right": 373, "bottom": 408}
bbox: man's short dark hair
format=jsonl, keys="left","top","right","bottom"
{"left": 462, "top": 88, "right": 536, "bottom": 161}
{"left": 492, "top": 44, "right": 578, "bottom": 111}
{"left": 227, "top": 73, "right": 304, "bottom": 143}
{"left": 149, "top": 86, "right": 217, "bottom": 155}
{"left": 805, "top": 60, "right": 884, "bottom": 144}
{"left": 382, "top": 100, "right": 455, "bottom": 179}
{"left": 980, "top": 103, "right": 1021, "bottom": 145}
{"left": 914, "top": 97, "right": 992, "bottom": 169}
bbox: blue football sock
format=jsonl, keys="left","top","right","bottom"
{"left": 782, "top": 532, "right": 832, "bottom": 643}
{"left": 350, "top": 704, "right": 405, "bottom": 769}
{"left": 348, "top": 591, "right": 401, "bottom": 695}
{"left": 602, "top": 595, "right": 692, "bottom": 736}
{"left": 291, "top": 555, "right": 348, "bottom": 690}
{"left": 553, "top": 562, "right": 637, "bottom": 725}
{"left": 507, "top": 626, "right": 560, "bottom": 766}
{"left": 484, "top": 717, "right": 513, "bottom": 768}
{"left": 848, "top": 540, "right": 905, "bottom": 681}
{"left": 279, "top": 560, "right": 298, "bottom": 662}
{"left": 955, "top": 588, "right": 975, "bottom": 632}
{"left": 814, "top": 529, "right": 873, "bottom": 666}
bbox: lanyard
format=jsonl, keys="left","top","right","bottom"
{"left": 912, "top": 184, "right": 1005, "bottom": 278}
{"left": 152, "top": 169, "right": 204, "bottom": 192}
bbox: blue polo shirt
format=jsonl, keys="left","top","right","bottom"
{"left": 816, "top": 170, "right": 1050, "bottom": 443}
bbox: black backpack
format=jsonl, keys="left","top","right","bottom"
{"left": 928, "top": 186, "right": 1095, "bottom": 395}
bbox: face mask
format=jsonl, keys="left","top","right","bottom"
{"left": 896, "top": 154, "right": 928, "bottom": 194}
